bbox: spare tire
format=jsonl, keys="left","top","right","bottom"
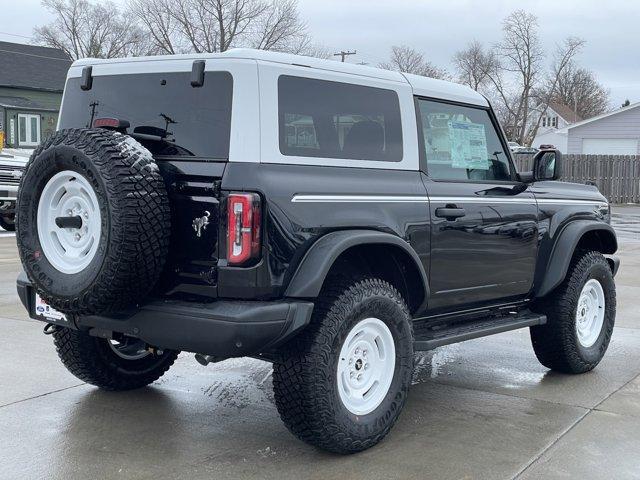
{"left": 16, "top": 128, "right": 170, "bottom": 315}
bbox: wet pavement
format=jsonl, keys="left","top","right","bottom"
{"left": 0, "top": 206, "right": 639, "bottom": 479}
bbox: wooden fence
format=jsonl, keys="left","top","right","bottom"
{"left": 512, "top": 154, "right": 640, "bottom": 204}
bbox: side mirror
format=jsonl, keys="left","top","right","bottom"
{"left": 520, "top": 149, "right": 562, "bottom": 183}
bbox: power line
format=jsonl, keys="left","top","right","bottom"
{"left": 0, "top": 48, "right": 71, "bottom": 62}
{"left": 0, "top": 31, "right": 32, "bottom": 40}
{"left": 333, "top": 50, "right": 356, "bottom": 62}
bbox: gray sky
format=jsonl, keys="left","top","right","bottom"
{"left": 1, "top": 0, "right": 637, "bottom": 106}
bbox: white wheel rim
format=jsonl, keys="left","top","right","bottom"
{"left": 37, "top": 170, "right": 102, "bottom": 274}
{"left": 337, "top": 317, "right": 396, "bottom": 416}
{"left": 575, "top": 278, "right": 606, "bottom": 348}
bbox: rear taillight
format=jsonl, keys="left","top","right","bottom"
{"left": 227, "top": 193, "right": 261, "bottom": 266}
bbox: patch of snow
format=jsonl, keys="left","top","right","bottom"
{"left": 1, "top": 148, "right": 33, "bottom": 158}
{"left": 113, "top": 133, "right": 158, "bottom": 172}
{"left": 0, "top": 148, "right": 31, "bottom": 165}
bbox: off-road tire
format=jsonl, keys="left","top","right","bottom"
{"left": 272, "top": 276, "right": 414, "bottom": 454}
{"left": 531, "top": 250, "right": 616, "bottom": 374}
{"left": 16, "top": 128, "right": 170, "bottom": 315}
{"left": 53, "top": 327, "right": 178, "bottom": 390}
{"left": 0, "top": 213, "right": 15, "bottom": 231}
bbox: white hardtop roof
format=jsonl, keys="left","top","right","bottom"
{"left": 71, "top": 48, "right": 488, "bottom": 107}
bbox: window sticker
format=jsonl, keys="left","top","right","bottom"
{"left": 448, "top": 120, "right": 489, "bottom": 170}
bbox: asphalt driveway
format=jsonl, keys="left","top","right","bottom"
{"left": 0, "top": 205, "right": 638, "bottom": 480}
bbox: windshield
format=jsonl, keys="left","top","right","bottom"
{"left": 59, "top": 71, "right": 233, "bottom": 160}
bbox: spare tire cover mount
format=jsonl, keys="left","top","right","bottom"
{"left": 36, "top": 170, "right": 102, "bottom": 275}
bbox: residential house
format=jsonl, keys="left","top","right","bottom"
{"left": 533, "top": 101, "right": 640, "bottom": 154}
{"left": 0, "top": 41, "right": 71, "bottom": 149}
{"left": 532, "top": 102, "right": 581, "bottom": 151}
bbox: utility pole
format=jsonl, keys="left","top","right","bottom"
{"left": 333, "top": 50, "right": 356, "bottom": 62}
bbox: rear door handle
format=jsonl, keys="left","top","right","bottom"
{"left": 435, "top": 206, "right": 466, "bottom": 220}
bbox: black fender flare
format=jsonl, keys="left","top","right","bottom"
{"left": 535, "top": 220, "right": 618, "bottom": 298}
{"left": 284, "top": 230, "right": 430, "bottom": 311}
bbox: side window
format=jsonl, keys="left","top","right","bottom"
{"left": 417, "top": 99, "right": 512, "bottom": 181}
{"left": 278, "top": 75, "right": 403, "bottom": 162}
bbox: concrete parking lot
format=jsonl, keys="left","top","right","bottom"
{"left": 0, "top": 206, "right": 639, "bottom": 480}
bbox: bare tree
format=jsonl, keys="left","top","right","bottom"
{"left": 527, "top": 36, "right": 585, "bottom": 141}
{"left": 453, "top": 40, "right": 497, "bottom": 91}
{"left": 128, "top": 0, "right": 321, "bottom": 56}
{"left": 34, "top": 0, "right": 148, "bottom": 59}
{"left": 548, "top": 62, "right": 610, "bottom": 118}
{"left": 250, "top": 0, "right": 305, "bottom": 51}
{"left": 481, "top": 11, "right": 583, "bottom": 145}
{"left": 128, "top": 0, "right": 185, "bottom": 54}
{"left": 487, "top": 10, "right": 545, "bottom": 144}
{"left": 379, "top": 45, "right": 449, "bottom": 80}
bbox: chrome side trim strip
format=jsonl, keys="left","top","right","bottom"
{"left": 429, "top": 196, "right": 533, "bottom": 204}
{"left": 431, "top": 196, "right": 606, "bottom": 206}
{"left": 291, "top": 195, "right": 430, "bottom": 203}
{"left": 536, "top": 198, "right": 608, "bottom": 206}
{"left": 291, "top": 194, "right": 608, "bottom": 207}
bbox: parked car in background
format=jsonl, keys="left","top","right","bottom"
{"left": 513, "top": 146, "right": 539, "bottom": 154}
{"left": 539, "top": 144, "right": 556, "bottom": 150}
{"left": 0, "top": 150, "right": 29, "bottom": 231}
{"left": 508, "top": 141, "right": 522, "bottom": 152}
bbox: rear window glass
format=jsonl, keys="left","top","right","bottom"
{"left": 278, "top": 75, "right": 403, "bottom": 162}
{"left": 60, "top": 71, "right": 233, "bottom": 159}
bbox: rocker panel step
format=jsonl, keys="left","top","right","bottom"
{"left": 413, "top": 312, "right": 546, "bottom": 351}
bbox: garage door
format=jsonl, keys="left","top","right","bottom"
{"left": 582, "top": 138, "right": 638, "bottom": 155}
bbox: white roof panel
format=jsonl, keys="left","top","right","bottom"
{"left": 70, "top": 48, "right": 489, "bottom": 107}
{"left": 70, "top": 48, "right": 406, "bottom": 83}
{"left": 402, "top": 73, "right": 488, "bottom": 107}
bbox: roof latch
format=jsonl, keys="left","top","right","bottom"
{"left": 80, "top": 66, "right": 93, "bottom": 91}
{"left": 190, "top": 60, "right": 205, "bottom": 88}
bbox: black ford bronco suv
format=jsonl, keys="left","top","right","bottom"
{"left": 15, "top": 49, "right": 619, "bottom": 454}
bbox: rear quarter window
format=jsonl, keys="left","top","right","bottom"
{"left": 59, "top": 71, "right": 233, "bottom": 159}
{"left": 278, "top": 75, "right": 403, "bottom": 162}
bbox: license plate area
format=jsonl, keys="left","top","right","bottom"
{"left": 32, "top": 292, "right": 70, "bottom": 326}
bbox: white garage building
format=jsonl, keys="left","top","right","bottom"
{"left": 533, "top": 101, "right": 640, "bottom": 154}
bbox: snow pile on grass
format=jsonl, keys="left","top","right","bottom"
{"left": 0, "top": 148, "right": 33, "bottom": 160}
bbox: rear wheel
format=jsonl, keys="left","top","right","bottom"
{"left": 0, "top": 213, "right": 15, "bottom": 231}
{"left": 531, "top": 250, "right": 616, "bottom": 373}
{"left": 273, "top": 277, "right": 414, "bottom": 453}
{"left": 53, "top": 327, "right": 178, "bottom": 390}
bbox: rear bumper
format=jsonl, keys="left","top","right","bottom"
{"left": 17, "top": 272, "right": 314, "bottom": 358}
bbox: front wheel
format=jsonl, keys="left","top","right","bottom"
{"left": 273, "top": 277, "right": 414, "bottom": 454}
{"left": 530, "top": 250, "right": 616, "bottom": 374}
{"left": 53, "top": 327, "right": 178, "bottom": 390}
